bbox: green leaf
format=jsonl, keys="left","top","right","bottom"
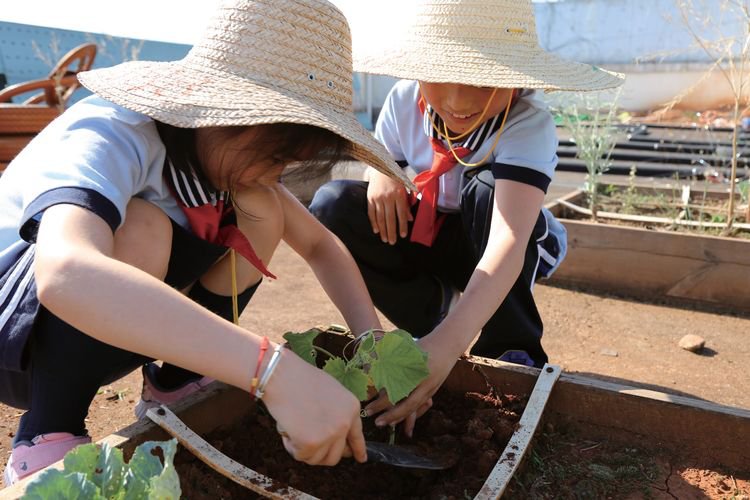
{"left": 283, "top": 329, "right": 320, "bottom": 365}
{"left": 23, "top": 470, "right": 104, "bottom": 500}
{"left": 62, "top": 443, "right": 99, "bottom": 481}
{"left": 123, "top": 441, "right": 171, "bottom": 500}
{"left": 388, "top": 330, "right": 427, "bottom": 362}
{"left": 146, "top": 439, "right": 181, "bottom": 499}
{"left": 369, "top": 334, "right": 429, "bottom": 404}
{"left": 323, "top": 358, "right": 370, "bottom": 401}
{"left": 96, "top": 443, "right": 125, "bottom": 497}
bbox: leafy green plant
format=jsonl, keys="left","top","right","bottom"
{"left": 283, "top": 328, "right": 429, "bottom": 405}
{"left": 22, "top": 439, "right": 180, "bottom": 499}
{"left": 553, "top": 90, "right": 622, "bottom": 220}
{"left": 621, "top": 165, "right": 639, "bottom": 214}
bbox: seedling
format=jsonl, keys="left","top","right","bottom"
{"left": 283, "top": 328, "right": 429, "bottom": 406}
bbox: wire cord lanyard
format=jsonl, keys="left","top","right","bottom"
{"left": 230, "top": 248, "right": 239, "bottom": 325}
{"left": 419, "top": 83, "right": 514, "bottom": 168}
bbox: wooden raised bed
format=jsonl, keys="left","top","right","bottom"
{"left": 546, "top": 185, "right": 750, "bottom": 314}
{"left": 3, "top": 329, "right": 749, "bottom": 498}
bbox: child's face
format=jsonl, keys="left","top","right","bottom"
{"left": 419, "top": 82, "right": 514, "bottom": 135}
{"left": 195, "top": 127, "right": 288, "bottom": 190}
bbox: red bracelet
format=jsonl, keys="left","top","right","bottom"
{"left": 250, "top": 336, "right": 270, "bottom": 399}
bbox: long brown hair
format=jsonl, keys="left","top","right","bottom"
{"left": 155, "top": 121, "right": 346, "bottom": 194}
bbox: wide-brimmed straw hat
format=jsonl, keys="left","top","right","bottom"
{"left": 78, "top": 0, "right": 413, "bottom": 188}
{"left": 353, "top": 0, "right": 624, "bottom": 91}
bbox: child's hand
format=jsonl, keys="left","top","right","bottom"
{"left": 365, "top": 335, "right": 457, "bottom": 432}
{"left": 366, "top": 168, "right": 412, "bottom": 245}
{"left": 262, "top": 348, "right": 367, "bottom": 466}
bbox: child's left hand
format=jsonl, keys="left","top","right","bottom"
{"left": 366, "top": 167, "right": 413, "bottom": 244}
{"left": 363, "top": 334, "right": 458, "bottom": 436}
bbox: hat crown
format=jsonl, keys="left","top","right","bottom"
{"left": 186, "top": 0, "right": 353, "bottom": 112}
{"left": 411, "top": 0, "right": 538, "bottom": 46}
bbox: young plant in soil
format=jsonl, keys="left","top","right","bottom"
{"left": 283, "top": 328, "right": 429, "bottom": 408}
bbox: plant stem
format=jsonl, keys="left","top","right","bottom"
{"left": 313, "top": 346, "right": 338, "bottom": 360}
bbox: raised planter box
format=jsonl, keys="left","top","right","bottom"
{"left": 546, "top": 185, "right": 750, "bottom": 314}
{"left": 3, "top": 329, "right": 749, "bottom": 498}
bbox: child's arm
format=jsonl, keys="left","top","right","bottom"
{"left": 278, "top": 185, "right": 383, "bottom": 335}
{"left": 34, "top": 203, "right": 367, "bottom": 465}
{"left": 366, "top": 179, "right": 545, "bottom": 431}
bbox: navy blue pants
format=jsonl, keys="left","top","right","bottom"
{"left": 0, "top": 220, "right": 256, "bottom": 443}
{"left": 309, "top": 169, "right": 552, "bottom": 367}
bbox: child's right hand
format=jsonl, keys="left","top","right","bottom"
{"left": 366, "top": 167, "right": 412, "bottom": 245}
{"left": 260, "top": 347, "right": 367, "bottom": 466}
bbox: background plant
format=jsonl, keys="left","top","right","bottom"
{"left": 552, "top": 90, "right": 623, "bottom": 220}
{"left": 674, "top": 0, "right": 750, "bottom": 232}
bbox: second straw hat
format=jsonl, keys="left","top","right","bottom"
{"left": 77, "top": 0, "right": 413, "bottom": 188}
{"left": 354, "top": 0, "right": 624, "bottom": 92}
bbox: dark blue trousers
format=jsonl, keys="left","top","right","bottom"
{"left": 309, "top": 169, "right": 549, "bottom": 367}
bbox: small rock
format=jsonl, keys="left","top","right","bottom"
{"left": 600, "top": 348, "right": 619, "bottom": 357}
{"left": 679, "top": 334, "right": 705, "bottom": 353}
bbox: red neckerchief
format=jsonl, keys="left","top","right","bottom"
{"left": 410, "top": 92, "right": 518, "bottom": 247}
{"left": 166, "top": 165, "right": 277, "bottom": 279}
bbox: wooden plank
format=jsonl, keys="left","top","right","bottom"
{"left": 0, "top": 135, "right": 34, "bottom": 166}
{"left": 0, "top": 106, "right": 60, "bottom": 134}
{"left": 545, "top": 187, "right": 750, "bottom": 311}
{"left": 476, "top": 364, "right": 561, "bottom": 499}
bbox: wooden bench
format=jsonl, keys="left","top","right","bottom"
{"left": 0, "top": 43, "right": 97, "bottom": 171}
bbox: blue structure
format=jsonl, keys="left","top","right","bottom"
{"left": 0, "top": 21, "right": 190, "bottom": 103}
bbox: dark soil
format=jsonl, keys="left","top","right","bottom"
{"left": 174, "top": 387, "right": 528, "bottom": 499}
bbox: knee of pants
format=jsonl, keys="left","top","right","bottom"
{"left": 114, "top": 199, "right": 171, "bottom": 280}
{"left": 309, "top": 180, "right": 365, "bottom": 232}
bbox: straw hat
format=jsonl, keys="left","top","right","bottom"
{"left": 78, "top": 0, "right": 413, "bottom": 188}
{"left": 353, "top": 0, "right": 624, "bottom": 91}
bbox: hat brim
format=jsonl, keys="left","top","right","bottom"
{"left": 78, "top": 61, "right": 415, "bottom": 190}
{"left": 354, "top": 42, "right": 624, "bottom": 91}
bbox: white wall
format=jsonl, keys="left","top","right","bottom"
{"left": 357, "top": 0, "right": 749, "bottom": 117}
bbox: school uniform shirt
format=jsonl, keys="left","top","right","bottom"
{"left": 0, "top": 96, "right": 208, "bottom": 372}
{"left": 374, "top": 79, "right": 567, "bottom": 280}
{"left": 374, "top": 79, "right": 558, "bottom": 212}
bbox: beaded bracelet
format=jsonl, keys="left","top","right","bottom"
{"left": 254, "top": 343, "right": 285, "bottom": 400}
{"left": 249, "top": 336, "right": 270, "bottom": 399}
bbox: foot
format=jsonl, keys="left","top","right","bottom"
{"left": 134, "top": 362, "right": 214, "bottom": 420}
{"left": 3, "top": 433, "right": 91, "bottom": 486}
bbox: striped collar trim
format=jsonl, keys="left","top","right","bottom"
{"left": 166, "top": 160, "right": 229, "bottom": 208}
{"left": 422, "top": 106, "right": 505, "bottom": 151}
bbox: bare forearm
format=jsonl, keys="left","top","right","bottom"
{"left": 308, "top": 235, "right": 382, "bottom": 335}
{"left": 431, "top": 234, "right": 525, "bottom": 355}
{"left": 37, "top": 249, "right": 259, "bottom": 390}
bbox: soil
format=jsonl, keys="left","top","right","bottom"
{"left": 174, "top": 388, "right": 526, "bottom": 499}
{"left": 171, "top": 386, "right": 749, "bottom": 500}
{"left": 2, "top": 175, "right": 750, "bottom": 497}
